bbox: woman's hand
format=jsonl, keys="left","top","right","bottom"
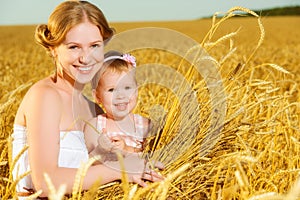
{"left": 104, "top": 153, "right": 165, "bottom": 187}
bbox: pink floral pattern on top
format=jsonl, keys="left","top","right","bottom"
{"left": 96, "top": 114, "right": 146, "bottom": 148}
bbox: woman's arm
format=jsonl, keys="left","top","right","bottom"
{"left": 24, "top": 85, "right": 163, "bottom": 197}
{"left": 84, "top": 117, "right": 99, "bottom": 153}
{"left": 24, "top": 85, "right": 83, "bottom": 195}
{"left": 23, "top": 85, "right": 119, "bottom": 196}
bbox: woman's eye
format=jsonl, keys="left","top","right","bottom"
{"left": 125, "top": 86, "right": 132, "bottom": 90}
{"left": 92, "top": 42, "right": 103, "bottom": 48}
{"left": 92, "top": 44, "right": 100, "bottom": 48}
{"left": 108, "top": 88, "right": 114, "bottom": 92}
{"left": 69, "top": 45, "right": 79, "bottom": 50}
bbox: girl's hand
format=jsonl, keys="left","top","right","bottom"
{"left": 94, "top": 132, "right": 120, "bottom": 162}
{"left": 110, "top": 136, "right": 142, "bottom": 153}
{"left": 96, "top": 129, "right": 114, "bottom": 153}
{"left": 98, "top": 128, "right": 126, "bottom": 152}
{"left": 110, "top": 136, "right": 127, "bottom": 151}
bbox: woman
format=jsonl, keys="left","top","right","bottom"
{"left": 12, "top": 1, "right": 163, "bottom": 198}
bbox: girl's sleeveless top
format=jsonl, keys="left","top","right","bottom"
{"left": 12, "top": 124, "right": 89, "bottom": 193}
{"left": 96, "top": 114, "right": 147, "bottom": 148}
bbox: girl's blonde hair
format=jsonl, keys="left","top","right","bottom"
{"left": 92, "top": 50, "right": 136, "bottom": 90}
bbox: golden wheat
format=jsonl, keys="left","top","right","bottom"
{"left": 0, "top": 9, "right": 300, "bottom": 200}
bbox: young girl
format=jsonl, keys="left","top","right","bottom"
{"left": 85, "top": 50, "right": 151, "bottom": 162}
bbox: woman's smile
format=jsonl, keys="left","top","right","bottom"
{"left": 75, "top": 64, "right": 94, "bottom": 74}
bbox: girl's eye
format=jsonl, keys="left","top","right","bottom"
{"left": 108, "top": 88, "right": 114, "bottom": 92}
{"left": 125, "top": 86, "right": 132, "bottom": 90}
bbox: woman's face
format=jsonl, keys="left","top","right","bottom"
{"left": 53, "top": 22, "right": 104, "bottom": 84}
{"left": 96, "top": 70, "right": 138, "bottom": 120}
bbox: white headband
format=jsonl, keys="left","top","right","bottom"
{"left": 103, "top": 54, "right": 136, "bottom": 67}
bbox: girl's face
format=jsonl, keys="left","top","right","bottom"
{"left": 53, "top": 22, "right": 104, "bottom": 84}
{"left": 96, "top": 70, "right": 138, "bottom": 120}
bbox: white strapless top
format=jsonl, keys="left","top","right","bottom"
{"left": 12, "top": 124, "right": 89, "bottom": 192}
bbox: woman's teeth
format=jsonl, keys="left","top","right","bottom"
{"left": 78, "top": 66, "right": 92, "bottom": 71}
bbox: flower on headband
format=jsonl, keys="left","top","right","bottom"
{"left": 122, "top": 54, "right": 136, "bottom": 67}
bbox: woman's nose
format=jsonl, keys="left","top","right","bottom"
{"left": 79, "top": 49, "right": 91, "bottom": 64}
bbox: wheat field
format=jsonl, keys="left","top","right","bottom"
{"left": 1, "top": 9, "right": 300, "bottom": 200}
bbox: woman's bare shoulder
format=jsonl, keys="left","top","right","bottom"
{"left": 22, "top": 80, "right": 60, "bottom": 109}
{"left": 15, "top": 77, "right": 62, "bottom": 125}
{"left": 29, "top": 77, "right": 56, "bottom": 89}
{"left": 26, "top": 77, "right": 60, "bottom": 97}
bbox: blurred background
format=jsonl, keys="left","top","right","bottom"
{"left": 1, "top": 0, "right": 299, "bottom": 25}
